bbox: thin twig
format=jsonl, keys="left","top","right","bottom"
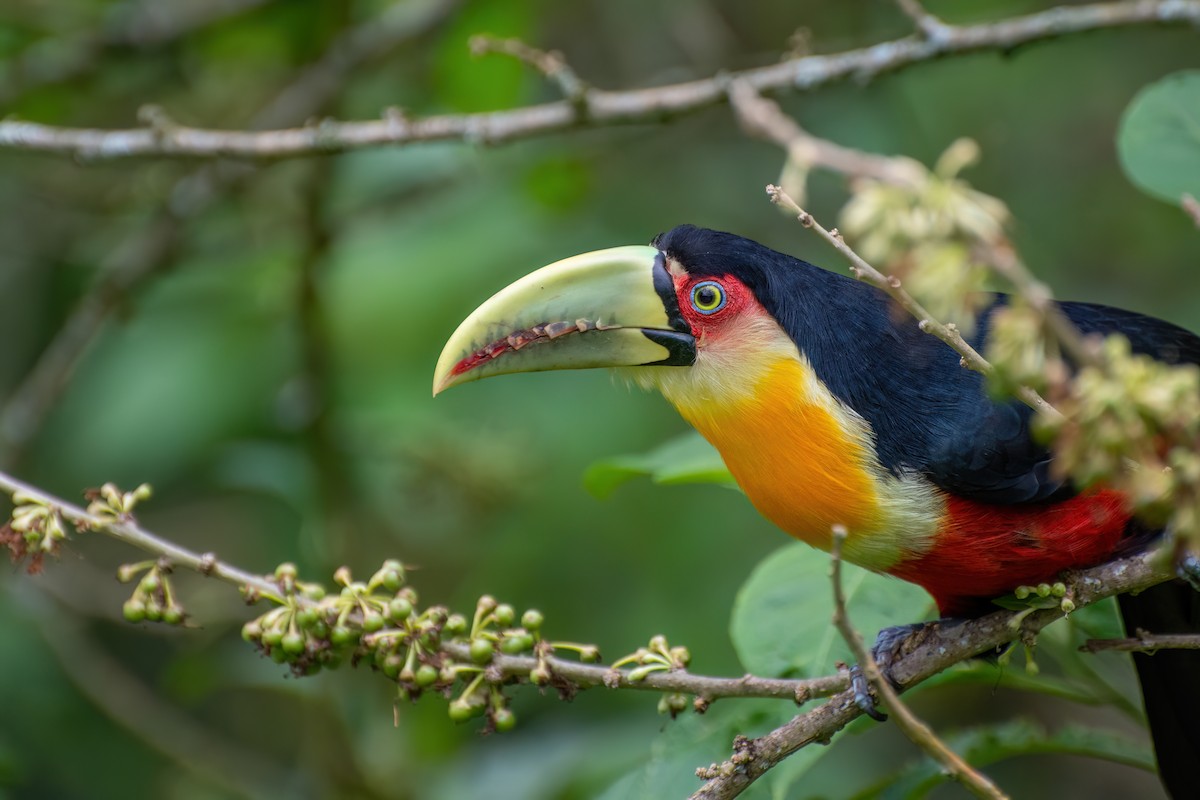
{"left": 893, "top": 0, "right": 956, "bottom": 40}
{"left": 766, "top": 184, "right": 1064, "bottom": 422}
{"left": 687, "top": 551, "right": 1169, "bottom": 799}
{"left": 2, "top": 0, "right": 1197, "bottom": 160}
{"left": 470, "top": 35, "right": 589, "bottom": 107}
{"left": 442, "top": 641, "right": 847, "bottom": 703}
{"left": 728, "top": 80, "right": 925, "bottom": 186}
{"left": 828, "top": 527, "right": 1009, "bottom": 800}
{"left": 1081, "top": 629, "right": 1200, "bottom": 653}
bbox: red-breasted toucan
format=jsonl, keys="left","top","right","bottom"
{"left": 433, "top": 225, "right": 1199, "bottom": 795}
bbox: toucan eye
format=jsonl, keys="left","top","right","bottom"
{"left": 690, "top": 281, "right": 726, "bottom": 315}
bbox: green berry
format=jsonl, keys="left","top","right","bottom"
{"left": 382, "top": 653, "right": 404, "bottom": 679}
{"left": 144, "top": 599, "right": 163, "bottom": 622}
{"left": 381, "top": 565, "right": 405, "bottom": 592}
{"left": 493, "top": 604, "right": 515, "bottom": 627}
{"left": 296, "top": 607, "right": 319, "bottom": 629}
{"left": 388, "top": 597, "right": 413, "bottom": 622}
{"left": 123, "top": 599, "right": 146, "bottom": 623}
{"left": 241, "top": 620, "right": 263, "bottom": 642}
{"left": 362, "top": 611, "right": 385, "bottom": 633}
{"left": 500, "top": 634, "right": 533, "bottom": 655}
{"left": 282, "top": 632, "right": 306, "bottom": 655}
{"left": 270, "top": 646, "right": 288, "bottom": 663}
{"left": 469, "top": 638, "right": 494, "bottom": 664}
{"left": 530, "top": 665, "right": 551, "bottom": 686}
{"left": 520, "top": 609, "right": 544, "bottom": 630}
{"left": 448, "top": 699, "right": 476, "bottom": 723}
{"left": 275, "top": 563, "right": 298, "bottom": 581}
{"left": 262, "top": 627, "right": 285, "bottom": 648}
{"left": 492, "top": 707, "right": 516, "bottom": 733}
{"left": 415, "top": 664, "right": 439, "bottom": 687}
{"left": 140, "top": 572, "right": 161, "bottom": 593}
{"left": 162, "top": 605, "right": 185, "bottom": 626}
{"left": 579, "top": 645, "right": 601, "bottom": 663}
{"left": 444, "top": 614, "right": 468, "bottom": 637}
{"left": 330, "top": 625, "right": 357, "bottom": 645}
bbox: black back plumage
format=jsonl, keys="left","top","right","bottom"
{"left": 654, "top": 224, "right": 1200, "bottom": 798}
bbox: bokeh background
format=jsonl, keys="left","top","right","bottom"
{"left": 0, "top": 1, "right": 1197, "bottom": 798}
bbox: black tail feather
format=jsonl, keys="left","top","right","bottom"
{"left": 1118, "top": 581, "right": 1200, "bottom": 798}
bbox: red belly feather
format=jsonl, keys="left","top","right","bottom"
{"left": 888, "top": 489, "right": 1132, "bottom": 616}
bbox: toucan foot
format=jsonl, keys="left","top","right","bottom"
{"left": 1177, "top": 553, "right": 1200, "bottom": 593}
{"left": 849, "top": 664, "right": 888, "bottom": 722}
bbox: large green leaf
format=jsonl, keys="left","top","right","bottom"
{"left": 584, "top": 432, "right": 736, "bottom": 499}
{"left": 1118, "top": 70, "right": 1200, "bottom": 204}
{"left": 730, "top": 542, "right": 931, "bottom": 678}
{"left": 854, "top": 719, "right": 1154, "bottom": 799}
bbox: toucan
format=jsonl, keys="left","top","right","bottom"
{"left": 433, "top": 224, "right": 1200, "bottom": 796}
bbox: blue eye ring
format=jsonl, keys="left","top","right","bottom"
{"left": 690, "top": 281, "right": 726, "bottom": 314}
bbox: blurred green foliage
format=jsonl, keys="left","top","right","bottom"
{"left": 0, "top": 1, "right": 1198, "bottom": 798}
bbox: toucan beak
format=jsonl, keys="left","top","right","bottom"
{"left": 433, "top": 245, "right": 696, "bottom": 395}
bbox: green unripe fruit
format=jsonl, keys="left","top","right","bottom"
{"left": 144, "top": 599, "right": 163, "bottom": 622}
{"left": 448, "top": 699, "right": 476, "bottom": 723}
{"left": 262, "top": 627, "right": 285, "bottom": 647}
{"left": 241, "top": 620, "right": 263, "bottom": 642}
{"left": 381, "top": 566, "right": 405, "bottom": 592}
{"left": 275, "top": 562, "right": 299, "bottom": 581}
{"left": 388, "top": 597, "right": 413, "bottom": 622}
{"left": 330, "top": 625, "right": 357, "bottom": 645}
{"left": 469, "top": 638, "right": 494, "bottom": 664}
{"left": 492, "top": 707, "right": 516, "bottom": 733}
{"left": 309, "top": 620, "right": 329, "bottom": 639}
{"left": 579, "top": 645, "right": 601, "bottom": 663}
{"left": 444, "top": 614, "right": 468, "bottom": 637}
{"left": 270, "top": 646, "right": 288, "bottom": 663}
{"left": 282, "top": 632, "right": 306, "bottom": 655}
{"left": 302, "top": 584, "right": 326, "bottom": 600}
{"left": 530, "top": 665, "right": 552, "bottom": 686}
{"left": 493, "top": 604, "right": 516, "bottom": 628}
{"left": 296, "top": 607, "right": 320, "bottom": 629}
{"left": 415, "top": 664, "right": 439, "bottom": 687}
{"left": 123, "top": 599, "right": 146, "bottom": 623}
{"left": 362, "top": 611, "right": 385, "bottom": 633}
{"left": 140, "top": 572, "right": 161, "bottom": 593}
{"left": 382, "top": 653, "right": 404, "bottom": 679}
{"left": 162, "top": 605, "right": 185, "bottom": 626}
{"left": 500, "top": 634, "right": 533, "bottom": 655}
{"left": 521, "top": 609, "right": 544, "bottom": 630}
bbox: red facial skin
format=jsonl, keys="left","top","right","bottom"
{"left": 672, "top": 272, "right": 761, "bottom": 342}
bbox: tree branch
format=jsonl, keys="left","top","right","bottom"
{"left": 2, "top": 0, "right": 1197, "bottom": 160}
{"left": 1081, "top": 629, "right": 1200, "bottom": 653}
{"left": 688, "top": 552, "right": 1172, "bottom": 799}
{"left": 0, "top": 469, "right": 842, "bottom": 705}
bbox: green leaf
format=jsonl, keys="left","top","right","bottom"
{"left": 1118, "top": 70, "right": 1200, "bottom": 205}
{"left": 855, "top": 719, "right": 1154, "bottom": 799}
{"left": 584, "top": 432, "right": 735, "bottom": 499}
{"left": 730, "top": 542, "right": 931, "bottom": 678}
